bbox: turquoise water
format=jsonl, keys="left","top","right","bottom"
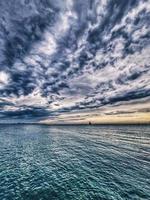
{"left": 0, "top": 125, "right": 150, "bottom": 200}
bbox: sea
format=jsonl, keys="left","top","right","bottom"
{"left": 0, "top": 124, "right": 150, "bottom": 200}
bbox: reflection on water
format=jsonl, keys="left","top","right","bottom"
{"left": 0, "top": 125, "right": 150, "bottom": 199}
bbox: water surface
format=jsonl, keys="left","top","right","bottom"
{"left": 0, "top": 125, "right": 150, "bottom": 200}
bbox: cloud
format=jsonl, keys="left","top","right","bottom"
{"left": 0, "top": 71, "right": 9, "bottom": 89}
{"left": 0, "top": 0, "right": 149, "bottom": 122}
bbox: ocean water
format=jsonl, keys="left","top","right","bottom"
{"left": 0, "top": 125, "right": 150, "bottom": 200}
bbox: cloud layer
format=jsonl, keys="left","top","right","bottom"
{"left": 0, "top": 0, "right": 150, "bottom": 123}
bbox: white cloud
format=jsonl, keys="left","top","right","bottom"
{"left": 0, "top": 71, "right": 9, "bottom": 89}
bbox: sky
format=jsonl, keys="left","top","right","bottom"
{"left": 0, "top": 0, "right": 150, "bottom": 124}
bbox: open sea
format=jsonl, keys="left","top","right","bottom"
{"left": 0, "top": 125, "right": 150, "bottom": 200}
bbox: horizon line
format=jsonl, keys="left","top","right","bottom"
{"left": 0, "top": 122, "right": 150, "bottom": 126}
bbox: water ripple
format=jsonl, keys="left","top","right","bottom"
{"left": 0, "top": 125, "right": 150, "bottom": 200}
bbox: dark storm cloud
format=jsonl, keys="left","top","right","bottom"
{"left": 0, "top": 0, "right": 56, "bottom": 66}
{"left": 0, "top": 108, "right": 51, "bottom": 120}
{"left": 0, "top": 98, "right": 14, "bottom": 107}
{"left": 0, "top": 0, "right": 150, "bottom": 121}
